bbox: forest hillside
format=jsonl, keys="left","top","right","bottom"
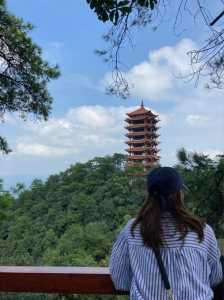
{"left": 0, "top": 150, "right": 223, "bottom": 299}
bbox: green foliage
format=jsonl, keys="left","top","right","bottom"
{"left": 0, "top": 154, "right": 145, "bottom": 268}
{"left": 86, "top": 0, "right": 157, "bottom": 24}
{"left": 0, "top": 137, "right": 11, "bottom": 154}
{"left": 0, "top": 179, "right": 14, "bottom": 222}
{"left": 10, "top": 182, "right": 26, "bottom": 198}
{"left": 0, "top": 0, "right": 60, "bottom": 153}
{"left": 176, "top": 149, "right": 224, "bottom": 236}
{"left": 218, "top": 239, "right": 224, "bottom": 255}
{"left": 0, "top": 151, "right": 223, "bottom": 299}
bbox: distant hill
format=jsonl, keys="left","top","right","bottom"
{"left": 0, "top": 153, "right": 145, "bottom": 267}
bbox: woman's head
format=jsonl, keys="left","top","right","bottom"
{"left": 147, "top": 167, "right": 186, "bottom": 212}
{"left": 131, "top": 167, "right": 204, "bottom": 249}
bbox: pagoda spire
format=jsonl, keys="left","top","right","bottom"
{"left": 141, "top": 100, "right": 144, "bottom": 108}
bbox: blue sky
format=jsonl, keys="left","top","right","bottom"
{"left": 1, "top": 0, "right": 224, "bottom": 189}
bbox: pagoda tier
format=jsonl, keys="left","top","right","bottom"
{"left": 125, "top": 116, "right": 159, "bottom": 123}
{"left": 125, "top": 146, "right": 159, "bottom": 152}
{"left": 127, "top": 155, "right": 160, "bottom": 161}
{"left": 126, "top": 132, "right": 160, "bottom": 138}
{"left": 125, "top": 124, "right": 159, "bottom": 130}
{"left": 127, "top": 156, "right": 160, "bottom": 162}
{"left": 125, "top": 101, "right": 160, "bottom": 174}
{"left": 125, "top": 139, "right": 159, "bottom": 146}
{"left": 127, "top": 159, "right": 160, "bottom": 168}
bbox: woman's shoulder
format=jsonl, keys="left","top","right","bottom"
{"left": 202, "top": 223, "right": 219, "bottom": 245}
{"left": 123, "top": 218, "right": 136, "bottom": 233}
{"left": 121, "top": 218, "right": 144, "bottom": 244}
{"left": 119, "top": 218, "right": 138, "bottom": 239}
{"left": 203, "top": 223, "right": 217, "bottom": 241}
{"left": 201, "top": 223, "right": 221, "bottom": 259}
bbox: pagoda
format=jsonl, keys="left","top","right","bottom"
{"left": 125, "top": 101, "right": 160, "bottom": 174}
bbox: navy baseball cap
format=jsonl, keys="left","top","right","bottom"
{"left": 147, "top": 167, "right": 186, "bottom": 196}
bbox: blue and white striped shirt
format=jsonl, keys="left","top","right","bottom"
{"left": 109, "top": 214, "right": 223, "bottom": 300}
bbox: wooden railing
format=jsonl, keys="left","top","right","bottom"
{"left": 0, "top": 266, "right": 128, "bottom": 295}
{"left": 0, "top": 265, "right": 223, "bottom": 298}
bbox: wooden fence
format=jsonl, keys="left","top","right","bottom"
{"left": 0, "top": 266, "right": 127, "bottom": 295}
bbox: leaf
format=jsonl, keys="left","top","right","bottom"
{"left": 138, "top": 0, "right": 146, "bottom": 6}
{"left": 101, "top": 9, "right": 109, "bottom": 22}
{"left": 109, "top": 9, "right": 116, "bottom": 22}
{"left": 149, "top": 0, "right": 154, "bottom": 9}
{"left": 117, "top": 0, "right": 130, "bottom": 7}
{"left": 0, "top": 137, "right": 12, "bottom": 154}
{"left": 90, "top": 1, "right": 95, "bottom": 9}
{"left": 115, "top": 10, "right": 119, "bottom": 25}
{"left": 120, "top": 6, "right": 131, "bottom": 14}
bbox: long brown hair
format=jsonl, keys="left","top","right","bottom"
{"left": 131, "top": 190, "right": 204, "bottom": 249}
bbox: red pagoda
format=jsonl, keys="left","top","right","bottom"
{"left": 125, "top": 101, "right": 160, "bottom": 174}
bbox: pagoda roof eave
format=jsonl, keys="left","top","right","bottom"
{"left": 125, "top": 140, "right": 159, "bottom": 145}
{"left": 126, "top": 107, "right": 150, "bottom": 117}
{"left": 125, "top": 115, "right": 159, "bottom": 122}
{"left": 125, "top": 146, "right": 159, "bottom": 152}
{"left": 128, "top": 155, "right": 160, "bottom": 160}
{"left": 125, "top": 124, "right": 159, "bottom": 130}
{"left": 125, "top": 133, "right": 160, "bottom": 138}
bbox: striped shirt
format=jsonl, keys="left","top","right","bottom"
{"left": 109, "top": 214, "right": 223, "bottom": 300}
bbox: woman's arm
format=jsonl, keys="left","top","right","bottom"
{"left": 206, "top": 225, "right": 223, "bottom": 287}
{"left": 109, "top": 227, "right": 132, "bottom": 291}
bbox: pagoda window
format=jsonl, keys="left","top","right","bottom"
{"left": 133, "top": 120, "right": 145, "bottom": 125}
{"left": 133, "top": 127, "right": 145, "bottom": 132}
{"left": 133, "top": 136, "right": 144, "bottom": 140}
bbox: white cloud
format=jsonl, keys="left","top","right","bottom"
{"left": 16, "top": 143, "right": 78, "bottom": 157}
{"left": 203, "top": 149, "right": 223, "bottom": 159}
{"left": 186, "top": 114, "right": 210, "bottom": 127}
{"left": 183, "top": 149, "right": 223, "bottom": 160}
{"left": 7, "top": 105, "right": 166, "bottom": 159}
{"left": 11, "top": 106, "right": 135, "bottom": 157}
{"left": 126, "top": 62, "right": 172, "bottom": 99}
{"left": 149, "top": 39, "right": 196, "bottom": 74}
{"left": 67, "top": 106, "right": 116, "bottom": 129}
{"left": 103, "top": 39, "right": 196, "bottom": 100}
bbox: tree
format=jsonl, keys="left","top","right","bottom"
{"left": 10, "top": 182, "right": 25, "bottom": 197}
{"left": 176, "top": 148, "right": 224, "bottom": 236}
{"left": 0, "top": 0, "right": 60, "bottom": 153}
{"left": 0, "top": 178, "right": 13, "bottom": 222}
{"left": 87, "top": 0, "right": 224, "bottom": 97}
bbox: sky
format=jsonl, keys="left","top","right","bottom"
{"left": 1, "top": 0, "right": 224, "bottom": 189}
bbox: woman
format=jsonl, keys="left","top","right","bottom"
{"left": 109, "top": 167, "right": 223, "bottom": 300}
